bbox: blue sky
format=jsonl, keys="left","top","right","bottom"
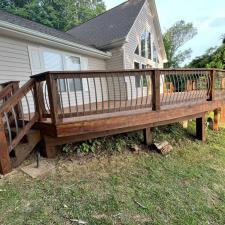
{"left": 104, "top": 0, "right": 225, "bottom": 63}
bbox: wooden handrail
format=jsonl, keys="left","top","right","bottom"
{"left": 31, "top": 68, "right": 225, "bottom": 80}
{"left": 0, "top": 81, "right": 20, "bottom": 102}
{"left": 0, "top": 79, "right": 35, "bottom": 114}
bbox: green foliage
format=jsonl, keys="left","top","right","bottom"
{"left": 163, "top": 20, "right": 197, "bottom": 68}
{"left": 189, "top": 43, "right": 225, "bottom": 69}
{"left": 0, "top": 0, "right": 106, "bottom": 31}
{"left": 62, "top": 132, "right": 144, "bottom": 155}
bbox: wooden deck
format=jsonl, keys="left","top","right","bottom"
{"left": 0, "top": 68, "right": 225, "bottom": 174}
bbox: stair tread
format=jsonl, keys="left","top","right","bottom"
{"left": 11, "top": 130, "right": 41, "bottom": 168}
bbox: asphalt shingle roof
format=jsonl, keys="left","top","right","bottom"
{"left": 67, "top": 0, "right": 146, "bottom": 49}
{"left": 0, "top": 9, "right": 90, "bottom": 47}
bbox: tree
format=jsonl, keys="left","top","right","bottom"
{"left": 0, "top": 0, "right": 106, "bottom": 31}
{"left": 189, "top": 36, "right": 225, "bottom": 69}
{"left": 222, "top": 34, "right": 225, "bottom": 44}
{"left": 163, "top": 20, "right": 198, "bottom": 68}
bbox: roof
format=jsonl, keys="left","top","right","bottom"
{"left": 0, "top": 9, "right": 90, "bottom": 47}
{"left": 67, "top": 0, "right": 146, "bottom": 49}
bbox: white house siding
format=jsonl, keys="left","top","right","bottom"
{"left": 105, "top": 47, "right": 127, "bottom": 101}
{"left": 0, "top": 35, "right": 32, "bottom": 84}
{"left": 124, "top": 0, "right": 164, "bottom": 69}
{"left": 123, "top": 0, "right": 164, "bottom": 99}
{"left": 0, "top": 34, "right": 108, "bottom": 114}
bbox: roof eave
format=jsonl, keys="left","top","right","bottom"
{"left": 0, "top": 20, "right": 111, "bottom": 59}
{"left": 98, "top": 38, "right": 127, "bottom": 50}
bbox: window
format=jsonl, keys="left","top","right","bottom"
{"left": 43, "top": 51, "right": 63, "bottom": 71}
{"left": 42, "top": 50, "right": 82, "bottom": 92}
{"left": 134, "top": 62, "right": 147, "bottom": 88}
{"left": 134, "top": 62, "right": 140, "bottom": 69}
{"left": 69, "top": 78, "right": 82, "bottom": 92}
{"left": 141, "top": 32, "right": 147, "bottom": 57}
{"left": 135, "top": 45, "right": 139, "bottom": 55}
{"left": 43, "top": 51, "right": 66, "bottom": 91}
{"left": 64, "top": 56, "right": 82, "bottom": 91}
{"left": 142, "top": 64, "right": 146, "bottom": 69}
{"left": 136, "top": 32, "right": 153, "bottom": 60}
{"left": 64, "top": 56, "right": 81, "bottom": 71}
{"left": 153, "top": 43, "right": 158, "bottom": 62}
{"left": 135, "top": 75, "right": 148, "bottom": 88}
{"left": 147, "top": 33, "right": 152, "bottom": 59}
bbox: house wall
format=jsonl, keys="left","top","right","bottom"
{"left": 0, "top": 34, "right": 108, "bottom": 113}
{"left": 124, "top": 0, "right": 164, "bottom": 69}
{"left": 0, "top": 34, "right": 107, "bottom": 83}
{"left": 123, "top": 0, "right": 164, "bottom": 99}
{"left": 105, "top": 47, "right": 127, "bottom": 100}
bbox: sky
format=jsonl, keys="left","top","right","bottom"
{"left": 104, "top": 0, "right": 225, "bottom": 63}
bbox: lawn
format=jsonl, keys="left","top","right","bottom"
{"left": 1, "top": 122, "right": 225, "bottom": 225}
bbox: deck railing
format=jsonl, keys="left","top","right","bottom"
{"left": 0, "top": 79, "right": 38, "bottom": 152}
{"left": 31, "top": 68, "right": 225, "bottom": 125}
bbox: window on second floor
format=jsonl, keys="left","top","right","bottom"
{"left": 135, "top": 31, "right": 155, "bottom": 61}
{"left": 153, "top": 43, "right": 158, "bottom": 63}
{"left": 141, "top": 32, "right": 147, "bottom": 57}
{"left": 147, "top": 33, "right": 151, "bottom": 60}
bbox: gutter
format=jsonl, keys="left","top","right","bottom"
{"left": 0, "top": 20, "right": 112, "bottom": 59}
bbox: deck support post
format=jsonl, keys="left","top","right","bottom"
{"left": 196, "top": 115, "right": 206, "bottom": 142}
{"left": 220, "top": 106, "right": 225, "bottom": 125}
{"left": 33, "top": 81, "right": 44, "bottom": 121}
{"left": 42, "top": 135, "right": 58, "bottom": 158}
{"left": 144, "top": 128, "right": 153, "bottom": 146}
{"left": 0, "top": 118, "right": 12, "bottom": 175}
{"left": 213, "top": 109, "right": 219, "bottom": 131}
{"left": 152, "top": 69, "right": 161, "bottom": 111}
{"left": 46, "top": 74, "right": 59, "bottom": 125}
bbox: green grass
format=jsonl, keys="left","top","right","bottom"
{"left": 1, "top": 122, "right": 225, "bottom": 225}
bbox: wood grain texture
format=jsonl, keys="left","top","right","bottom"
{"left": 0, "top": 118, "right": 12, "bottom": 175}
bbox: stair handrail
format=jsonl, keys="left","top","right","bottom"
{"left": 0, "top": 81, "right": 20, "bottom": 103}
{"left": 0, "top": 78, "right": 39, "bottom": 175}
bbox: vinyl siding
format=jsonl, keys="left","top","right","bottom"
{"left": 0, "top": 36, "right": 32, "bottom": 84}
{"left": 106, "top": 47, "right": 124, "bottom": 70}
{"left": 0, "top": 34, "right": 107, "bottom": 113}
{"left": 124, "top": 0, "right": 164, "bottom": 69}
{"left": 123, "top": 0, "right": 164, "bottom": 99}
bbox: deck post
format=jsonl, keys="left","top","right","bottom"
{"left": 11, "top": 81, "right": 21, "bottom": 118}
{"left": 213, "top": 109, "right": 219, "bottom": 131}
{"left": 0, "top": 118, "right": 12, "bottom": 175}
{"left": 42, "top": 135, "right": 58, "bottom": 158}
{"left": 208, "top": 69, "right": 215, "bottom": 101}
{"left": 144, "top": 127, "right": 153, "bottom": 145}
{"left": 46, "top": 73, "right": 59, "bottom": 125}
{"left": 220, "top": 106, "right": 225, "bottom": 125}
{"left": 196, "top": 114, "right": 206, "bottom": 142}
{"left": 152, "top": 69, "right": 161, "bottom": 111}
{"left": 33, "top": 81, "right": 44, "bottom": 121}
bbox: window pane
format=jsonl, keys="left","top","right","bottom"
{"left": 134, "top": 62, "right": 140, "bottom": 69}
{"left": 147, "top": 33, "right": 152, "bottom": 59}
{"left": 135, "top": 45, "right": 139, "bottom": 55}
{"left": 69, "top": 78, "right": 82, "bottom": 92}
{"left": 135, "top": 76, "right": 141, "bottom": 88}
{"left": 58, "top": 79, "right": 66, "bottom": 92}
{"left": 153, "top": 43, "right": 158, "bottom": 62}
{"left": 142, "top": 75, "right": 147, "bottom": 87}
{"left": 43, "top": 51, "right": 63, "bottom": 71}
{"left": 141, "top": 32, "right": 146, "bottom": 58}
{"left": 65, "top": 56, "right": 81, "bottom": 71}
